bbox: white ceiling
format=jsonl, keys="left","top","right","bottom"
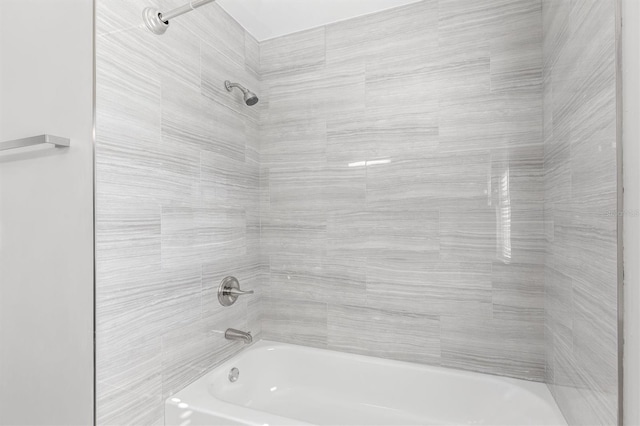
{"left": 216, "top": 0, "right": 423, "bottom": 41}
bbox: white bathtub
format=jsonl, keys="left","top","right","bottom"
{"left": 165, "top": 340, "right": 567, "bottom": 426}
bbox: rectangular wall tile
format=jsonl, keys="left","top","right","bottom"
{"left": 542, "top": 0, "right": 619, "bottom": 423}
{"left": 441, "top": 315, "right": 545, "bottom": 380}
{"left": 260, "top": 27, "right": 326, "bottom": 76}
{"left": 260, "top": 0, "right": 549, "bottom": 385}
{"left": 327, "top": 305, "right": 441, "bottom": 364}
{"left": 96, "top": 4, "right": 262, "bottom": 424}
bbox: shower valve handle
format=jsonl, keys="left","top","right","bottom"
{"left": 226, "top": 288, "right": 254, "bottom": 297}
{"left": 218, "top": 276, "right": 254, "bottom": 306}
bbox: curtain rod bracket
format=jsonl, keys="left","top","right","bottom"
{"left": 142, "top": 0, "right": 215, "bottom": 35}
{"left": 142, "top": 8, "right": 169, "bottom": 35}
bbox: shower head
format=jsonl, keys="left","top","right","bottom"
{"left": 244, "top": 93, "right": 259, "bottom": 106}
{"left": 225, "top": 81, "right": 259, "bottom": 106}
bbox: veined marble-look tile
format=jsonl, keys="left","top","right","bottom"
{"left": 551, "top": 4, "right": 614, "bottom": 134}
{"left": 264, "top": 57, "right": 365, "bottom": 120}
{"left": 546, "top": 345, "right": 591, "bottom": 424}
{"left": 439, "top": 91, "right": 543, "bottom": 151}
{"left": 508, "top": 214, "right": 546, "bottom": 265}
{"left": 97, "top": 0, "right": 263, "bottom": 421}
{"left": 543, "top": 71, "right": 553, "bottom": 139}
{"left": 248, "top": 293, "right": 264, "bottom": 340}
{"left": 544, "top": 120, "right": 572, "bottom": 204}
{"left": 95, "top": 196, "right": 161, "bottom": 280}
{"left": 490, "top": 37, "right": 542, "bottom": 93}
{"left": 544, "top": 323, "right": 556, "bottom": 385}
{"left": 322, "top": 59, "right": 367, "bottom": 114}
{"left": 96, "top": 29, "right": 161, "bottom": 150}
{"left": 97, "top": 378, "right": 163, "bottom": 426}
{"left": 261, "top": 69, "right": 328, "bottom": 121}
{"left": 268, "top": 165, "right": 366, "bottom": 213}
{"left": 567, "top": 0, "right": 616, "bottom": 89}
{"left": 244, "top": 114, "right": 260, "bottom": 163}
{"left": 544, "top": 266, "right": 573, "bottom": 337}
{"left": 97, "top": 266, "right": 202, "bottom": 358}
{"left": 492, "top": 262, "right": 544, "bottom": 322}
{"left": 96, "top": 139, "right": 201, "bottom": 204}
{"left": 260, "top": 211, "right": 327, "bottom": 256}
{"left": 438, "top": 0, "right": 541, "bottom": 49}
{"left": 550, "top": 202, "right": 617, "bottom": 293}
{"left": 365, "top": 154, "right": 492, "bottom": 211}
{"left": 262, "top": 297, "right": 328, "bottom": 348}
{"left": 365, "top": 68, "right": 438, "bottom": 112}
{"left": 245, "top": 33, "right": 260, "bottom": 77}
{"left": 161, "top": 75, "right": 212, "bottom": 151}
{"left": 326, "top": 210, "right": 440, "bottom": 260}
{"left": 548, "top": 330, "right": 618, "bottom": 426}
{"left": 439, "top": 208, "right": 497, "bottom": 262}
{"left": 426, "top": 47, "right": 492, "bottom": 101}
{"left": 569, "top": 96, "right": 617, "bottom": 205}
{"left": 184, "top": 1, "right": 246, "bottom": 67}
{"left": 97, "top": 335, "right": 162, "bottom": 391}
{"left": 324, "top": 211, "right": 371, "bottom": 255}
{"left": 200, "top": 149, "right": 258, "bottom": 209}
{"left": 542, "top": 0, "right": 619, "bottom": 419}
{"left": 441, "top": 315, "right": 545, "bottom": 381}
{"left": 259, "top": 165, "right": 271, "bottom": 215}
{"left": 572, "top": 290, "right": 618, "bottom": 395}
{"left": 327, "top": 304, "right": 441, "bottom": 365}
{"left": 363, "top": 34, "right": 439, "bottom": 84}
{"left": 326, "top": 110, "right": 438, "bottom": 165}
{"left": 366, "top": 258, "right": 494, "bottom": 318}
{"left": 542, "top": 0, "right": 571, "bottom": 72}
{"left": 325, "top": 0, "right": 438, "bottom": 66}
{"left": 268, "top": 254, "right": 366, "bottom": 305}
{"left": 160, "top": 205, "right": 246, "bottom": 268}
{"left": 261, "top": 117, "right": 327, "bottom": 167}
{"left": 489, "top": 0, "right": 542, "bottom": 93}
{"left": 98, "top": 341, "right": 164, "bottom": 424}
{"left": 156, "top": 19, "right": 202, "bottom": 89}
{"left": 160, "top": 321, "right": 213, "bottom": 399}
{"left": 260, "top": 27, "right": 325, "bottom": 76}
{"left": 546, "top": 312, "right": 575, "bottom": 390}
{"left": 206, "top": 98, "right": 248, "bottom": 162}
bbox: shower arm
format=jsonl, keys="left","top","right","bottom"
{"left": 225, "top": 81, "right": 247, "bottom": 93}
{"left": 143, "top": 0, "right": 215, "bottom": 35}
{"left": 160, "top": 0, "right": 215, "bottom": 22}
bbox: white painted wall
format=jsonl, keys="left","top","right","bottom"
{"left": 0, "top": 0, "right": 94, "bottom": 424}
{"left": 623, "top": 0, "right": 640, "bottom": 424}
{"left": 218, "top": 0, "right": 423, "bottom": 40}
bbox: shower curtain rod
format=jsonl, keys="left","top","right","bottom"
{"left": 143, "top": 0, "right": 215, "bottom": 35}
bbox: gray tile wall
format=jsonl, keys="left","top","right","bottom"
{"left": 259, "top": 0, "right": 547, "bottom": 381}
{"left": 542, "top": 0, "right": 619, "bottom": 424}
{"left": 95, "top": 1, "right": 264, "bottom": 424}
{"left": 95, "top": 0, "right": 620, "bottom": 424}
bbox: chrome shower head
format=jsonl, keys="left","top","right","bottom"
{"left": 244, "top": 92, "right": 259, "bottom": 106}
{"left": 225, "top": 81, "right": 259, "bottom": 106}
